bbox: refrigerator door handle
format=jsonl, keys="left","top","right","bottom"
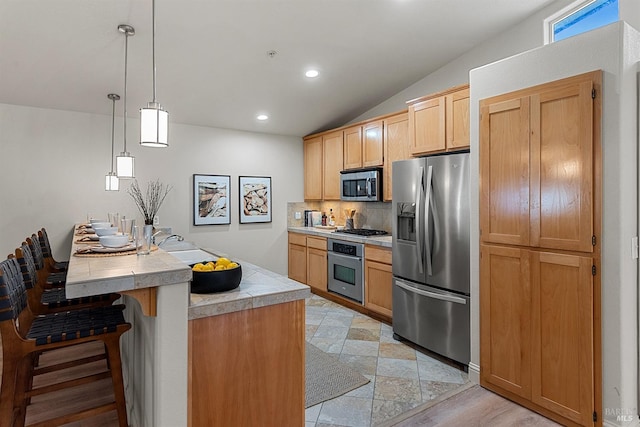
{"left": 415, "top": 166, "right": 424, "bottom": 274}
{"left": 395, "top": 280, "right": 467, "bottom": 305}
{"left": 424, "top": 165, "right": 433, "bottom": 276}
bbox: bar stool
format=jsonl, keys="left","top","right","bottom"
{"left": 37, "top": 228, "right": 68, "bottom": 272}
{"left": 0, "top": 257, "right": 131, "bottom": 427}
{"left": 26, "top": 235, "right": 65, "bottom": 288}
{"left": 12, "top": 242, "right": 120, "bottom": 315}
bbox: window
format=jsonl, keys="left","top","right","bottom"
{"left": 545, "top": 0, "right": 619, "bottom": 43}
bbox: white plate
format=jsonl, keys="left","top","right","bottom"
{"left": 91, "top": 244, "right": 136, "bottom": 253}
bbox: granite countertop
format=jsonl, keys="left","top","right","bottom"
{"left": 287, "top": 226, "right": 392, "bottom": 248}
{"left": 188, "top": 248, "right": 310, "bottom": 320}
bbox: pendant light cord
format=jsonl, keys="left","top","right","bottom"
{"left": 152, "top": 0, "right": 157, "bottom": 103}
{"left": 124, "top": 31, "right": 129, "bottom": 152}
{"left": 110, "top": 98, "right": 116, "bottom": 172}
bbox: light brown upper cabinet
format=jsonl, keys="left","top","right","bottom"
{"left": 304, "top": 136, "right": 323, "bottom": 200}
{"left": 303, "top": 131, "right": 344, "bottom": 201}
{"left": 408, "top": 84, "right": 469, "bottom": 156}
{"left": 322, "top": 131, "right": 344, "bottom": 200}
{"left": 480, "top": 77, "right": 595, "bottom": 252}
{"left": 343, "top": 120, "right": 384, "bottom": 170}
{"left": 383, "top": 113, "right": 409, "bottom": 201}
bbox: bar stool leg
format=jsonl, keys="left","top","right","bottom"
{"left": 104, "top": 335, "right": 129, "bottom": 427}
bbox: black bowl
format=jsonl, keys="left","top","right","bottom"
{"left": 190, "top": 262, "right": 242, "bottom": 294}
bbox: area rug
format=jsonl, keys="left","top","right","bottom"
{"left": 305, "top": 342, "right": 370, "bottom": 408}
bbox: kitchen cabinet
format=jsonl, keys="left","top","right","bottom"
{"left": 408, "top": 84, "right": 469, "bottom": 156}
{"left": 287, "top": 232, "right": 327, "bottom": 293}
{"left": 479, "top": 71, "right": 601, "bottom": 427}
{"left": 288, "top": 232, "right": 307, "bottom": 283}
{"left": 343, "top": 120, "right": 384, "bottom": 170}
{"left": 383, "top": 112, "right": 409, "bottom": 201}
{"left": 322, "top": 131, "right": 343, "bottom": 200}
{"left": 304, "top": 136, "right": 323, "bottom": 200}
{"left": 364, "top": 245, "right": 392, "bottom": 318}
{"left": 306, "top": 236, "right": 328, "bottom": 292}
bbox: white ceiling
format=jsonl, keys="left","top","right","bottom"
{"left": 0, "top": 0, "right": 556, "bottom": 137}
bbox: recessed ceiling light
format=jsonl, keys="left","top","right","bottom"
{"left": 257, "top": 114, "right": 269, "bottom": 121}
{"left": 305, "top": 69, "right": 319, "bottom": 78}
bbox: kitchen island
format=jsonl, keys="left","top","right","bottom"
{"left": 65, "top": 226, "right": 309, "bottom": 427}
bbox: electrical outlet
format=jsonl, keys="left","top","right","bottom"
{"left": 154, "top": 216, "right": 160, "bottom": 226}
{"left": 294, "top": 212, "right": 302, "bottom": 220}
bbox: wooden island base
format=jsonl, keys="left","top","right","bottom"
{"left": 188, "top": 299, "right": 305, "bottom": 427}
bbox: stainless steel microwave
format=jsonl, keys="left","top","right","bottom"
{"left": 340, "top": 168, "right": 382, "bottom": 201}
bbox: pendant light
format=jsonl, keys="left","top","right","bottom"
{"left": 140, "top": 0, "right": 169, "bottom": 147}
{"left": 105, "top": 94, "right": 120, "bottom": 191}
{"left": 116, "top": 24, "right": 136, "bottom": 178}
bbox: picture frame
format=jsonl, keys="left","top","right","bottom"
{"left": 239, "top": 176, "right": 272, "bottom": 224}
{"left": 193, "top": 174, "right": 231, "bottom": 225}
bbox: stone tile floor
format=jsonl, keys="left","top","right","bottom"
{"left": 305, "top": 294, "right": 469, "bottom": 427}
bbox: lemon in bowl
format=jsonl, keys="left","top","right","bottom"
{"left": 190, "top": 258, "right": 242, "bottom": 294}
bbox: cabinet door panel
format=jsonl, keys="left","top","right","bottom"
{"left": 323, "top": 131, "right": 344, "bottom": 200}
{"left": 383, "top": 113, "right": 409, "bottom": 201}
{"left": 307, "top": 247, "right": 327, "bottom": 292}
{"left": 480, "top": 244, "right": 531, "bottom": 399}
{"left": 363, "top": 120, "right": 384, "bottom": 167}
{"left": 288, "top": 243, "right": 307, "bottom": 284}
{"left": 410, "top": 97, "right": 445, "bottom": 154}
{"left": 530, "top": 81, "right": 593, "bottom": 252}
{"left": 531, "top": 251, "right": 593, "bottom": 425}
{"left": 343, "top": 126, "right": 363, "bottom": 170}
{"left": 364, "top": 259, "right": 392, "bottom": 317}
{"left": 446, "top": 88, "right": 470, "bottom": 150}
{"left": 304, "top": 137, "right": 323, "bottom": 200}
{"left": 480, "top": 97, "right": 530, "bottom": 246}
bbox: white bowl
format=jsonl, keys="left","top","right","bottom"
{"left": 90, "top": 219, "right": 108, "bottom": 225}
{"left": 93, "top": 226, "right": 118, "bottom": 236}
{"left": 99, "top": 234, "right": 129, "bottom": 248}
{"left": 90, "top": 222, "right": 111, "bottom": 229}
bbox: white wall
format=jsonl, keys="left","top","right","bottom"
{"left": 469, "top": 22, "right": 639, "bottom": 426}
{"left": 0, "top": 104, "right": 303, "bottom": 275}
{"left": 350, "top": 0, "right": 639, "bottom": 123}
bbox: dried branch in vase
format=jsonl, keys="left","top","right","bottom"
{"left": 127, "top": 179, "right": 172, "bottom": 225}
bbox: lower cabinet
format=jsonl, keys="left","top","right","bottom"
{"left": 480, "top": 244, "right": 595, "bottom": 426}
{"left": 364, "top": 245, "right": 392, "bottom": 318}
{"left": 288, "top": 232, "right": 327, "bottom": 292}
{"left": 288, "top": 233, "right": 307, "bottom": 284}
{"left": 306, "top": 237, "right": 327, "bottom": 292}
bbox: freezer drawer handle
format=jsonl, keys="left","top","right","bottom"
{"left": 395, "top": 280, "right": 467, "bottom": 305}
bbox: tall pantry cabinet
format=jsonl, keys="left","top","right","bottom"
{"left": 479, "top": 71, "right": 602, "bottom": 427}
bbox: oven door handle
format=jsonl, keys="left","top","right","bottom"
{"left": 329, "top": 252, "right": 362, "bottom": 262}
{"left": 395, "top": 280, "right": 467, "bottom": 305}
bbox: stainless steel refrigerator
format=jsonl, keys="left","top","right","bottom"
{"left": 392, "top": 152, "right": 470, "bottom": 365}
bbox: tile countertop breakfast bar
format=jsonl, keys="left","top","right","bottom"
{"left": 64, "top": 224, "right": 310, "bottom": 427}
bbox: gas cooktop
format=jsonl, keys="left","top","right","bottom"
{"left": 334, "top": 228, "right": 388, "bottom": 237}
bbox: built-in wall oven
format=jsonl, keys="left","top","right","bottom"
{"left": 327, "top": 238, "right": 364, "bottom": 303}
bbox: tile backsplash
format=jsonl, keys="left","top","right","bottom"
{"left": 287, "top": 201, "right": 392, "bottom": 232}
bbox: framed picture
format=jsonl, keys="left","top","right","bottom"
{"left": 239, "top": 176, "right": 272, "bottom": 223}
{"left": 193, "top": 174, "right": 230, "bottom": 225}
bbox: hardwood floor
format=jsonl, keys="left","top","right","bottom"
{"left": 0, "top": 338, "right": 120, "bottom": 426}
{"left": 382, "top": 383, "right": 561, "bottom": 427}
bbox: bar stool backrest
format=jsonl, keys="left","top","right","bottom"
{"left": 14, "top": 243, "right": 38, "bottom": 291}
{"left": 26, "top": 235, "right": 45, "bottom": 270}
{"left": 0, "top": 258, "right": 28, "bottom": 321}
{"left": 38, "top": 228, "right": 53, "bottom": 258}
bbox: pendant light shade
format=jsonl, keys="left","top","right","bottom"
{"left": 105, "top": 93, "right": 120, "bottom": 191}
{"left": 140, "top": 0, "right": 169, "bottom": 147}
{"left": 140, "top": 102, "right": 168, "bottom": 147}
{"left": 117, "top": 24, "right": 136, "bottom": 178}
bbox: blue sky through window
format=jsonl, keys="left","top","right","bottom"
{"left": 553, "top": 0, "right": 618, "bottom": 42}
